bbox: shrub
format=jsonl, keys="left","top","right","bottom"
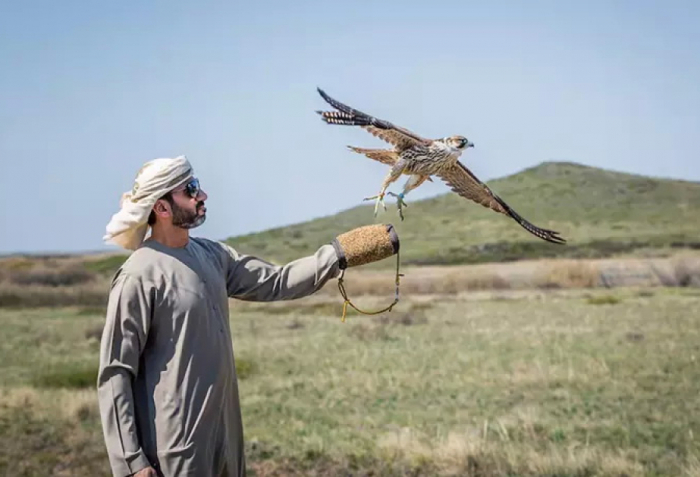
{"left": 235, "top": 358, "right": 257, "bottom": 380}
{"left": 0, "top": 282, "right": 108, "bottom": 308}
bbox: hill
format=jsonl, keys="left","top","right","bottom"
{"left": 223, "top": 161, "right": 700, "bottom": 266}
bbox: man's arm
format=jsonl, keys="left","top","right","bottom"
{"left": 97, "top": 272, "right": 154, "bottom": 477}
{"left": 224, "top": 243, "right": 340, "bottom": 301}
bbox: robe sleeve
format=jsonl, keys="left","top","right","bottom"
{"left": 223, "top": 243, "right": 341, "bottom": 301}
{"left": 96, "top": 271, "right": 153, "bottom": 477}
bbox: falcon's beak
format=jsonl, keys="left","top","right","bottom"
{"left": 467, "top": 142, "right": 475, "bottom": 148}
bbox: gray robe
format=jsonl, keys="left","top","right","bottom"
{"left": 97, "top": 237, "right": 340, "bottom": 477}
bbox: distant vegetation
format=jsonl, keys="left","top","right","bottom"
{"left": 2, "top": 252, "right": 699, "bottom": 308}
{"left": 83, "top": 255, "right": 128, "bottom": 275}
{"left": 2, "top": 161, "right": 700, "bottom": 308}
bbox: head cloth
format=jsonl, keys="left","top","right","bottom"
{"left": 103, "top": 155, "right": 193, "bottom": 250}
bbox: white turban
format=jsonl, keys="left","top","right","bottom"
{"left": 103, "top": 156, "right": 194, "bottom": 250}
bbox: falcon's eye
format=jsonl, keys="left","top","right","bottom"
{"left": 459, "top": 138, "right": 467, "bottom": 147}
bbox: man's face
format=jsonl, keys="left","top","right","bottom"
{"left": 167, "top": 177, "right": 208, "bottom": 229}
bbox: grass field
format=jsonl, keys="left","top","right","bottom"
{"left": 1, "top": 287, "right": 699, "bottom": 476}
{"left": 2, "top": 162, "right": 698, "bottom": 475}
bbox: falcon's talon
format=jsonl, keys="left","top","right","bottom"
{"left": 386, "top": 192, "right": 408, "bottom": 220}
{"left": 363, "top": 193, "right": 387, "bottom": 216}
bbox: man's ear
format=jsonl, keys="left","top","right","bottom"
{"left": 154, "top": 199, "right": 172, "bottom": 220}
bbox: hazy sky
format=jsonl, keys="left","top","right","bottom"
{"left": 1, "top": 0, "right": 699, "bottom": 254}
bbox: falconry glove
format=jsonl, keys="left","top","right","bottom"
{"left": 330, "top": 224, "right": 402, "bottom": 322}
{"left": 332, "top": 224, "right": 400, "bottom": 269}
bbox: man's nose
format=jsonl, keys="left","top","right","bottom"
{"left": 198, "top": 189, "right": 208, "bottom": 201}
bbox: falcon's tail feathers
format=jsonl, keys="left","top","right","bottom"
{"left": 347, "top": 146, "right": 399, "bottom": 166}
{"left": 316, "top": 87, "right": 390, "bottom": 128}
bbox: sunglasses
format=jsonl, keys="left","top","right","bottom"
{"left": 174, "top": 178, "right": 201, "bottom": 199}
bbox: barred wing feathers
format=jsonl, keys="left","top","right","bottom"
{"left": 437, "top": 162, "right": 566, "bottom": 244}
{"left": 316, "top": 87, "right": 431, "bottom": 151}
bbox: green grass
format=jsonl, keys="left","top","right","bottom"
{"left": 224, "top": 161, "right": 700, "bottom": 266}
{"left": 83, "top": 255, "right": 128, "bottom": 276}
{"left": 1, "top": 290, "right": 699, "bottom": 475}
{"left": 32, "top": 363, "right": 98, "bottom": 389}
{"left": 586, "top": 295, "right": 623, "bottom": 305}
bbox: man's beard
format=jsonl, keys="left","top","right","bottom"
{"left": 171, "top": 200, "right": 206, "bottom": 229}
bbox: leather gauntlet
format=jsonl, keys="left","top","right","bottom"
{"left": 331, "top": 224, "right": 400, "bottom": 270}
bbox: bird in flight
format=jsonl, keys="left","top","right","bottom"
{"left": 315, "top": 87, "right": 566, "bottom": 244}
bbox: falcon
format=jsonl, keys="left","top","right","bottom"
{"left": 315, "top": 87, "right": 566, "bottom": 244}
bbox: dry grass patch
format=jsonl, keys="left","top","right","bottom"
{"left": 0, "top": 256, "right": 110, "bottom": 308}
{"left": 8, "top": 263, "right": 94, "bottom": 287}
{"left": 313, "top": 267, "right": 511, "bottom": 298}
{"left": 535, "top": 259, "right": 600, "bottom": 289}
{"left": 318, "top": 259, "right": 603, "bottom": 297}
{"left": 672, "top": 254, "right": 700, "bottom": 287}
{"left": 0, "top": 281, "right": 109, "bottom": 308}
{"left": 683, "top": 453, "right": 700, "bottom": 477}
{"left": 314, "top": 255, "right": 699, "bottom": 299}
{"left": 4, "top": 254, "right": 700, "bottom": 309}
{"left": 401, "top": 269, "right": 511, "bottom": 295}
{"left": 377, "top": 428, "right": 645, "bottom": 476}
{"left": 0, "top": 387, "right": 107, "bottom": 476}
{"left": 0, "top": 387, "right": 99, "bottom": 424}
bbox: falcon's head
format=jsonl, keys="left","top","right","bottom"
{"left": 446, "top": 136, "right": 475, "bottom": 150}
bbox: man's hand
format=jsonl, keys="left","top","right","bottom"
{"left": 132, "top": 466, "right": 157, "bottom": 477}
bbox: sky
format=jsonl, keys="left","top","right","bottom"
{"left": 1, "top": 0, "right": 699, "bottom": 254}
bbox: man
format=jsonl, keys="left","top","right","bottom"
{"left": 97, "top": 156, "right": 398, "bottom": 477}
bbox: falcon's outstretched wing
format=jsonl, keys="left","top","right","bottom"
{"left": 316, "top": 88, "right": 431, "bottom": 151}
{"left": 437, "top": 162, "right": 566, "bottom": 244}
